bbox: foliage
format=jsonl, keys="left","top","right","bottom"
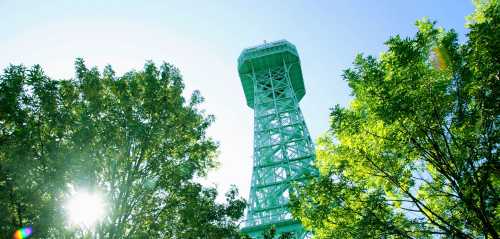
{"left": 240, "top": 226, "right": 295, "bottom": 239}
{"left": 261, "top": 226, "right": 295, "bottom": 239}
{"left": 292, "top": 2, "right": 499, "bottom": 239}
{"left": 0, "top": 59, "right": 246, "bottom": 238}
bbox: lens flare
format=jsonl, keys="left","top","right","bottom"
{"left": 431, "top": 46, "right": 449, "bottom": 70}
{"left": 13, "top": 227, "right": 32, "bottom": 239}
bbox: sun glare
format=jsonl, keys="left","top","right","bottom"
{"left": 65, "top": 190, "right": 106, "bottom": 229}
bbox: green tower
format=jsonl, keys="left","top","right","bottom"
{"left": 238, "top": 40, "right": 317, "bottom": 238}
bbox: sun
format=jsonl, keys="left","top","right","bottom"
{"left": 65, "top": 190, "right": 106, "bottom": 229}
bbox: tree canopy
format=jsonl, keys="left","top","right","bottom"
{"left": 0, "top": 59, "right": 246, "bottom": 238}
{"left": 292, "top": 1, "right": 499, "bottom": 238}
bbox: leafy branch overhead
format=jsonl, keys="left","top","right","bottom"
{"left": 0, "top": 59, "right": 246, "bottom": 238}
{"left": 292, "top": 1, "right": 499, "bottom": 238}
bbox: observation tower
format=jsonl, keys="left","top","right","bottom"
{"left": 238, "top": 40, "right": 317, "bottom": 238}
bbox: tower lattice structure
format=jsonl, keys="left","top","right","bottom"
{"left": 238, "top": 40, "right": 317, "bottom": 238}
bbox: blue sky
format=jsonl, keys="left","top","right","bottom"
{"left": 0, "top": 0, "right": 474, "bottom": 200}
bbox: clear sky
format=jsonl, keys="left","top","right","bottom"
{"left": 0, "top": 0, "right": 474, "bottom": 201}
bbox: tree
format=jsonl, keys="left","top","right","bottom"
{"left": 291, "top": 1, "right": 499, "bottom": 238}
{"left": 240, "top": 226, "right": 296, "bottom": 239}
{"left": 0, "top": 59, "right": 246, "bottom": 238}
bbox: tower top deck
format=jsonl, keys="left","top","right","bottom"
{"left": 238, "top": 40, "right": 305, "bottom": 108}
